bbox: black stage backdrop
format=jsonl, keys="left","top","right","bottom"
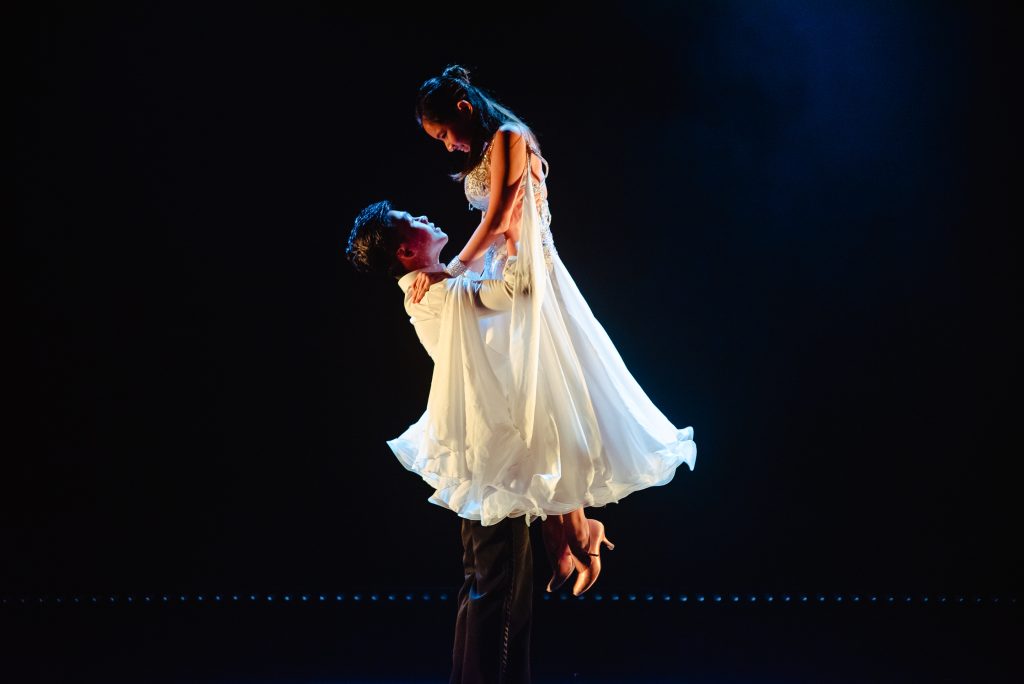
{"left": 9, "top": 1, "right": 1021, "bottom": 604}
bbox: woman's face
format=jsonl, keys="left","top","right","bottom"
{"left": 421, "top": 101, "right": 473, "bottom": 153}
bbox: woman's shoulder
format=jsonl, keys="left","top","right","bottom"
{"left": 497, "top": 121, "right": 528, "bottom": 135}
{"left": 492, "top": 122, "right": 538, "bottom": 154}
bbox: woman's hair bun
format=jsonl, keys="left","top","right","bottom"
{"left": 442, "top": 64, "right": 471, "bottom": 85}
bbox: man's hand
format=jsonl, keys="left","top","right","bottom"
{"left": 410, "top": 270, "right": 450, "bottom": 304}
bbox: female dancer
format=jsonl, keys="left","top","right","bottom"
{"left": 402, "top": 64, "right": 696, "bottom": 596}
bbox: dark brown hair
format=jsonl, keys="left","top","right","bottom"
{"left": 345, "top": 200, "right": 405, "bottom": 278}
{"left": 415, "top": 64, "right": 540, "bottom": 182}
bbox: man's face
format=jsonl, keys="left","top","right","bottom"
{"left": 389, "top": 210, "right": 449, "bottom": 265}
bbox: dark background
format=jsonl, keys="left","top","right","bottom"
{"left": 9, "top": 0, "right": 1021, "bottom": 606}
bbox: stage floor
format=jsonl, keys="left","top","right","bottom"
{"left": 3, "top": 589, "right": 1018, "bottom": 683}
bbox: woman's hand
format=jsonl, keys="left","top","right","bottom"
{"left": 409, "top": 270, "right": 450, "bottom": 304}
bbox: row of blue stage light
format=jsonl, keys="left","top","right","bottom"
{"left": 1, "top": 592, "right": 1016, "bottom": 607}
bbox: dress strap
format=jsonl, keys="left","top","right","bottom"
{"left": 526, "top": 143, "right": 550, "bottom": 180}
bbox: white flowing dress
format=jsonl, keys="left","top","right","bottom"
{"left": 388, "top": 132, "right": 696, "bottom": 527}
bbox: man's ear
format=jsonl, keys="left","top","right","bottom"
{"left": 396, "top": 243, "right": 414, "bottom": 261}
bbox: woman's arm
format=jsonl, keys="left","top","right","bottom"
{"left": 410, "top": 127, "right": 530, "bottom": 304}
{"left": 453, "top": 125, "right": 529, "bottom": 266}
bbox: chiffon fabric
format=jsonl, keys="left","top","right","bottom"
{"left": 388, "top": 146, "right": 696, "bottom": 527}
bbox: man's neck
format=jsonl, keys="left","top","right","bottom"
{"left": 407, "top": 260, "right": 444, "bottom": 274}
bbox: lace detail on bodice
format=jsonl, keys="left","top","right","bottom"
{"left": 463, "top": 135, "right": 557, "bottom": 278}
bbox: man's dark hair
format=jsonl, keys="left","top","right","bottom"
{"left": 345, "top": 200, "right": 405, "bottom": 278}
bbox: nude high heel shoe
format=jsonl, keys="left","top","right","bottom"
{"left": 546, "top": 548, "right": 576, "bottom": 593}
{"left": 571, "top": 518, "right": 615, "bottom": 596}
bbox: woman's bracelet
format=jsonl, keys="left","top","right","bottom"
{"left": 443, "top": 255, "right": 469, "bottom": 277}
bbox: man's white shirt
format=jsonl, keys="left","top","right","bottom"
{"left": 397, "top": 256, "right": 519, "bottom": 362}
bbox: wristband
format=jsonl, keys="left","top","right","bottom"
{"left": 443, "top": 256, "right": 469, "bottom": 277}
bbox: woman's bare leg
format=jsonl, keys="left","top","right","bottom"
{"left": 541, "top": 513, "right": 576, "bottom": 591}
{"left": 540, "top": 514, "right": 565, "bottom": 573}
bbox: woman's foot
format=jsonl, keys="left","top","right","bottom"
{"left": 541, "top": 515, "right": 575, "bottom": 592}
{"left": 564, "top": 508, "right": 593, "bottom": 570}
{"left": 571, "top": 518, "right": 615, "bottom": 596}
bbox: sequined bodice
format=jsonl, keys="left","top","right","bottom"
{"left": 463, "top": 137, "right": 557, "bottom": 277}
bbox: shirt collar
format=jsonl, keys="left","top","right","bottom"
{"left": 397, "top": 262, "right": 446, "bottom": 294}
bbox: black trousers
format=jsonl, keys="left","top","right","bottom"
{"left": 450, "top": 515, "right": 533, "bottom": 684}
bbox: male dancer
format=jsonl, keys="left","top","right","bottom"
{"left": 346, "top": 200, "right": 532, "bottom": 684}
